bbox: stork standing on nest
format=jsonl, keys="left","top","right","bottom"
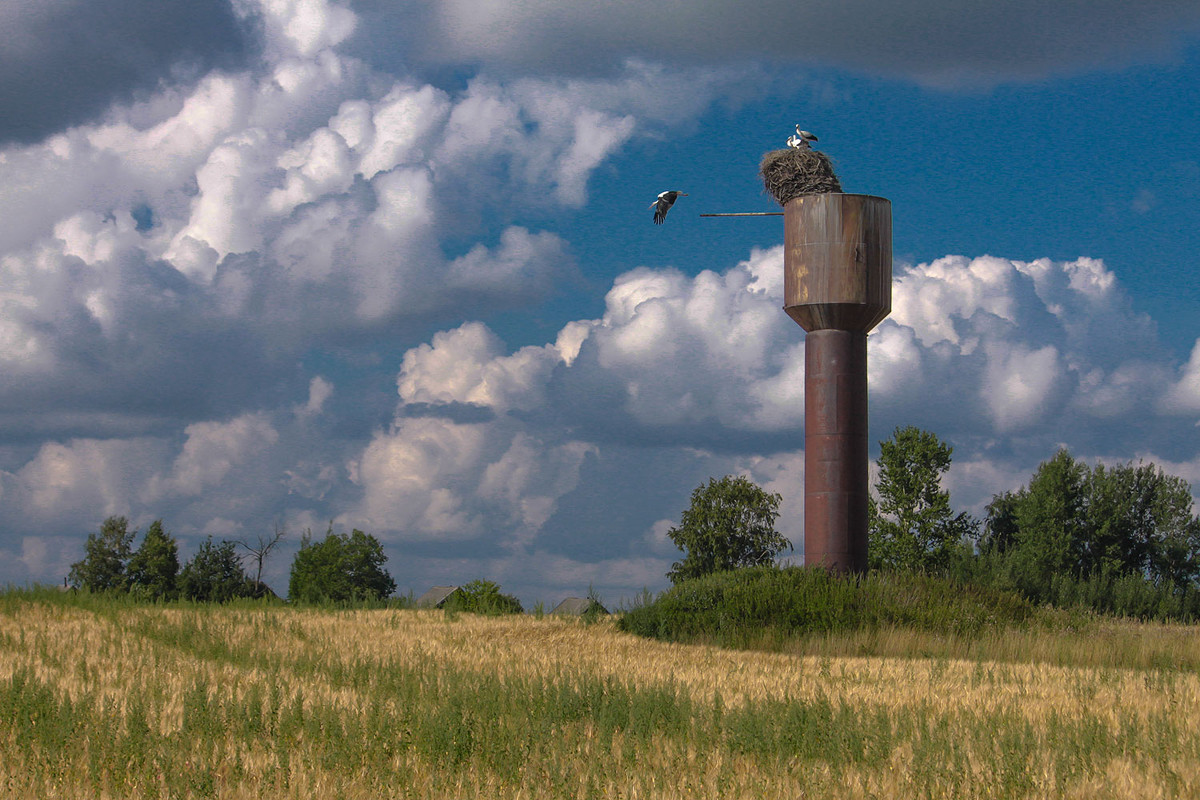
{"left": 787, "top": 125, "right": 818, "bottom": 149}
{"left": 651, "top": 190, "right": 687, "bottom": 224}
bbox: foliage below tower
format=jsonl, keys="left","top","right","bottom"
{"left": 868, "top": 426, "right": 976, "bottom": 573}
{"left": 667, "top": 475, "right": 791, "bottom": 584}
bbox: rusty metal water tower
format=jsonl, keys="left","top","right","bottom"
{"left": 784, "top": 193, "right": 891, "bottom": 573}
{"left": 703, "top": 141, "right": 891, "bottom": 572}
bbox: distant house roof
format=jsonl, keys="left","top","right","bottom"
{"left": 417, "top": 585, "right": 462, "bottom": 608}
{"left": 552, "top": 597, "right": 608, "bottom": 616}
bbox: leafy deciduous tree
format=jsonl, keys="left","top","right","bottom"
{"left": 1005, "top": 449, "right": 1088, "bottom": 597}
{"left": 288, "top": 527, "right": 396, "bottom": 603}
{"left": 869, "top": 426, "right": 976, "bottom": 573}
{"left": 981, "top": 450, "right": 1200, "bottom": 601}
{"left": 1086, "top": 461, "right": 1200, "bottom": 586}
{"left": 981, "top": 490, "right": 1021, "bottom": 556}
{"left": 69, "top": 516, "right": 136, "bottom": 592}
{"left": 667, "top": 475, "right": 789, "bottom": 585}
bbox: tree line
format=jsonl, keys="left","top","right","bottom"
{"left": 868, "top": 427, "right": 1200, "bottom": 619}
{"left": 68, "top": 519, "right": 396, "bottom": 603}
{"left": 665, "top": 427, "right": 1200, "bottom": 621}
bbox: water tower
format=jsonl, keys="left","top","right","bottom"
{"left": 783, "top": 193, "right": 891, "bottom": 573}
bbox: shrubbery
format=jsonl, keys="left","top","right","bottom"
{"left": 617, "top": 566, "right": 1063, "bottom": 648}
{"left": 956, "top": 551, "right": 1200, "bottom": 622}
{"left": 443, "top": 579, "right": 523, "bottom": 615}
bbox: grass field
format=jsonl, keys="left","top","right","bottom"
{"left": 4, "top": 590, "right": 1200, "bottom": 798}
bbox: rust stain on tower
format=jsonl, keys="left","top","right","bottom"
{"left": 783, "top": 193, "right": 892, "bottom": 573}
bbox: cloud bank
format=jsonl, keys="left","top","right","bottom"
{"left": 2, "top": 0, "right": 1199, "bottom": 604}
{"left": 1, "top": 0, "right": 748, "bottom": 447}
{"left": 10, "top": 0, "right": 1191, "bottom": 146}
{"left": 9, "top": 243, "right": 1198, "bottom": 602}
{"left": 373, "top": 0, "right": 1200, "bottom": 87}
{"left": 0, "top": 0, "right": 249, "bottom": 144}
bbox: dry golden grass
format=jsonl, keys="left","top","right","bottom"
{"left": 4, "top": 596, "right": 1200, "bottom": 798}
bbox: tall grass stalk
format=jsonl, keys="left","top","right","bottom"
{"left": 4, "top": 590, "right": 1200, "bottom": 798}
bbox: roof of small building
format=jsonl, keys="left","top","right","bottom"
{"left": 416, "top": 585, "right": 462, "bottom": 608}
{"left": 552, "top": 596, "right": 608, "bottom": 616}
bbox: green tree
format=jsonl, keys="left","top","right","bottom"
{"left": 179, "top": 537, "right": 252, "bottom": 602}
{"left": 986, "top": 452, "right": 1200, "bottom": 603}
{"left": 1085, "top": 461, "right": 1200, "bottom": 587}
{"left": 1003, "top": 449, "right": 1089, "bottom": 601}
{"left": 288, "top": 527, "right": 396, "bottom": 603}
{"left": 1148, "top": 483, "right": 1200, "bottom": 590}
{"left": 127, "top": 520, "right": 179, "bottom": 600}
{"left": 445, "top": 579, "right": 524, "bottom": 614}
{"left": 979, "top": 491, "right": 1020, "bottom": 555}
{"left": 68, "top": 516, "right": 136, "bottom": 592}
{"left": 667, "top": 475, "right": 789, "bottom": 585}
{"left": 869, "top": 426, "right": 976, "bottom": 573}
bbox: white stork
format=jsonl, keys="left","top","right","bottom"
{"left": 651, "top": 190, "right": 687, "bottom": 225}
{"left": 788, "top": 125, "right": 818, "bottom": 149}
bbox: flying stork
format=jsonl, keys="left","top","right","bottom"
{"left": 651, "top": 190, "right": 687, "bottom": 224}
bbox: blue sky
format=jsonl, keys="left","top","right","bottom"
{"left": 1, "top": 0, "right": 1199, "bottom": 606}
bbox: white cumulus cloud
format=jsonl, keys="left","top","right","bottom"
{"left": 1162, "top": 342, "right": 1200, "bottom": 415}
{"left": 0, "top": 0, "right": 730, "bottom": 445}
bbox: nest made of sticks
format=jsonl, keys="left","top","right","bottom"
{"left": 759, "top": 147, "right": 842, "bottom": 206}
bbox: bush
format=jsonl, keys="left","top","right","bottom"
{"left": 618, "top": 566, "right": 1052, "bottom": 648}
{"left": 443, "top": 579, "right": 523, "bottom": 615}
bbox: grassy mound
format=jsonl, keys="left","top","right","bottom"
{"left": 618, "top": 566, "right": 1066, "bottom": 649}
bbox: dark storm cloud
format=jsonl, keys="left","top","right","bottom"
{"left": 0, "top": 0, "right": 250, "bottom": 144}
{"left": 375, "top": 0, "right": 1200, "bottom": 86}
{"left": 0, "top": 250, "right": 301, "bottom": 442}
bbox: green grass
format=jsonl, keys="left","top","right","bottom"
{"left": 8, "top": 652, "right": 1191, "bottom": 799}
{"left": 617, "top": 566, "right": 1083, "bottom": 649}
{"left": 6, "top": 586, "right": 1200, "bottom": 797}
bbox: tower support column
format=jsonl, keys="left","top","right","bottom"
{"left": 803, "top": 329, "right": 869, "bottom": 573}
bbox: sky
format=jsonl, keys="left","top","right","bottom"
{"left": 2, "top": 0, "right": 1199, "bottom": 606}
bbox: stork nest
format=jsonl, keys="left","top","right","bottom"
{"left": 759, "top": 147, "right": 842, "bottom": 205}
